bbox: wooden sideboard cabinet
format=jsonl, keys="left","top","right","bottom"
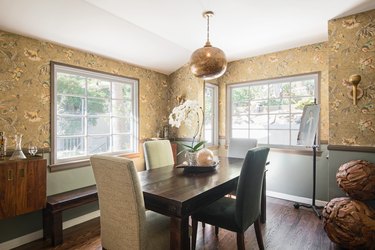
{"left": 0, "top": 157, "right": 47, "bottom": 219}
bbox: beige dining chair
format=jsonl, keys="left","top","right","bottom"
{"left": 90, "top": 155, "right": 170, "bottom": 250}
{"left": 143, "top": 140, "right": 175, "bottom": 170}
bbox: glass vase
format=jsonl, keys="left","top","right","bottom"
{"left": 186, "top": 151, "right": 198, "bottom": 166}
{"left": 10, "top": 134, "right": 27, "bottom": 160}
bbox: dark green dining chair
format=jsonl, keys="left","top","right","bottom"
{"left": 191, "top": 147, "right": 270, "bottom": 250}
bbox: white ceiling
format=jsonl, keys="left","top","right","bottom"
{"left": 0, "top": 0, "right": 374, "bottom": 75}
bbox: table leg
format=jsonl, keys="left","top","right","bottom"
{"left": 170, "top": 216, "right": 190, "bottom": 250}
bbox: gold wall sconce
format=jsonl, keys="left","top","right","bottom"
{"left": 347, "top": 74, "right": 362, "bottom": 105}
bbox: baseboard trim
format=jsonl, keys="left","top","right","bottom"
{"left": 0, "top": 210, "right": 100, "bottom": 250}
{"left": 267, "top": 191, "right": 327, "bottom": 207}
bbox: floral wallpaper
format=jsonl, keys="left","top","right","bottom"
{"left": 0, "top": 30, "right": 169, "bottom": 151}
{"left": 328, "top": 9, "right": 375, "bottom": 146}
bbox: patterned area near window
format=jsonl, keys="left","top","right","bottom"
{"left": 52, "top": 63, "right": 138, "bottom": 164}
{"left": 228, "top": 73, "right": 318, "bottom": 147}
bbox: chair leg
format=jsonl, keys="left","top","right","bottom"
{"left": 236, "top": 232, "right": 245, "bottom": 250}
{"left": 192, "top": 219, "right": 198, "bottom": 250}
{"left": 254, "top": 218, "right": 265, "bottom": 250}
{"left": 215, "top": 226, "right": 219, "bottom": 236}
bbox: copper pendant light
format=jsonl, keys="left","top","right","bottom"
{"left": 190, "top": 11, "right": 227, "bottom": 80}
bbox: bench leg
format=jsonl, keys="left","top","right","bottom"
{"left": 51, "top": 211, "right": 63, "bottom": 246}
{"left": 43, "top": 209, "right": 51, "bottom": 240}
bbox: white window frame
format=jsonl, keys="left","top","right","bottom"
{"left": 51, "top": 62, "right": 139, "bottom": 166}
{"left": 227, "top": 73, "right": 319, "bottom": 148}
{"left": 204, "top": 82, "right": 219, "bottom": 146}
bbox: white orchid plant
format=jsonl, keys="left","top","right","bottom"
{"left": 168, "top": 100, "right": 205, "bottom": 153}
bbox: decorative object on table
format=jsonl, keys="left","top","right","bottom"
{"left": 28, "top": 143, "right": 38, "bottom": 157}
{"left": 323, "top": 159, "right": 375, "bottom": 249}
{"left": 196, "top": 148, "right": 214, "bottom": 166}
{"left": 9, "top": 134, "right": 27, "bottom": 160}
{"left": 322, "top": 197, "right": 375, "bottom": 249}
{"left": 169, "top": 100, "right": 205, "bottom": 165}
{"left": 189, "top": 11, "right": 227, "bottom": 80}
{"left": 176, "top": 161, "right": 219, "bottom": 174}
{"left": 0, "top": 131, "right": 7, "bottom": 159}
{"left": 336, "top": 160, "right": 375, "bottom": 200}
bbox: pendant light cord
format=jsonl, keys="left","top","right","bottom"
{"left": 206, "top": 14, "right": 210, "bottom": 43}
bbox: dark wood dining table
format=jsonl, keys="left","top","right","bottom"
{"left": 138, "top": 156, "right": 245, "bottom": 250}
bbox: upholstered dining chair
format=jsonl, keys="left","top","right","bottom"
{"left": 143, "top": 140, "right": 174, "bottom": 170}
{"left": 191, "top": 147, "right": 270, "bottom": 250}
{"left": 90, "top": 155, "right": 170, "bottom": 250}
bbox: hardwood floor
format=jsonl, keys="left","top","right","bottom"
{"left": 14, "top": 197, "right": 342, "bottom": 250}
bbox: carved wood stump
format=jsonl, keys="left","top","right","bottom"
{"left": 336, "top": 160, "right": 375, "bottom": 200}
{"left": 322, "top": 197, "right": 375, "bottom": 249}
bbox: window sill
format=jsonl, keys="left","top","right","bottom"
{"left": 49, "top": 152, "right": 141, "bottom": 172}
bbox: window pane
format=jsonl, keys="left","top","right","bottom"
{"left": 250, "top": 130, "right": 268, "bottom": 144}
{"left": 250, "top": 115, "right": 268, "bottom": 129}
{"left": 291, "top": 80, "right": 315, "bottom": 96}
{"left": 269, "top": 114, "right": 290, "bottom": 129}
{"left": 291, "top": 130, "right": 300, "bottom": 146}
{"left": 88, "top": 135, "right": 110, "bottom": 154}
{"left": 113, "top": 117, "right": 130, "bottom": 133}
{"left": 249, "top": 85, "right": 268, "bottom": 100}
{"left": 112, "top": 82, "right": 132, "bottom": 99}
{"left": 88, "top": 117, "right": 110, "bottom": 134}
{"left": 57, "top": 73, "right": 85, "bottom": 95}
{"left": 57, "top": 95, "right": 84, "bottom": 115}
{"left": 232, "top": 129, "right": 249, "bottom": 138}
{"left": 87, "top": 98, "right": 110, "bottom": 115}
{"left": 291, "top": 97, "right": 314, "bottom": 112}
{"left": 251, "top": 100, "right": 268, "bottom": 114}
{"left": 113, "top": 134, "right": 130, "bottom": 151}
{"left": 112, "top": 100, "right": 131, "bottom": 117}
{"left": 269, "top": 82, "right": 290, "bottom": 98}
{"left": 205, "top": 129, "right": 213, "bottom": 144}
{"left": 87, "top": 78, "right": 110, "bottom": 98}
{"left": 269, "top": 130, "right": 289, "bottom": 145}
{"left": 57, "top": 117, "right": 84, "bottom": 136}
{"left": 269, "top": 98, "right": 290, "bottom": 113}
{"left": 291, "top": 113, "right": 302, "bottom": 129}
{"left": 232, "top": 115, "right": 249, "bottom": 129}
{"left": 232, "top": 102, "right": 249, "bottom": 115}
{"left": 232, "top": 87, "right": 249, "bottom": 102}
{"left": 57, "top": 136, "right": 85, "bottom": 159}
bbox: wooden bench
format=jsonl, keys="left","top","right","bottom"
{"left": 43, "top": 185, "right": 98, "bottom": 246}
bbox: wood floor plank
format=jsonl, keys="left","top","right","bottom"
{"left": 14, "top": 197, "right": 343, "bottom": 250}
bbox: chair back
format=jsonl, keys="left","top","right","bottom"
{"left": 228, "top": 138, "right": 258, "bottom": 158}
{"left": 235, "top": 147, "right": 269, "bottom": 231}
{"left": 90, "top": 155, "right": 146, "bottom": 250}
{"left": 143, "top": 140, "right": 174, "bottom": 170}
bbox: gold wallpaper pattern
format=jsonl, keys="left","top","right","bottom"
{"left": 0, "top": 30, "right": 169, "bottom": 150}
{"left": 328, "top": 9, "right": 375, "bottom": 146}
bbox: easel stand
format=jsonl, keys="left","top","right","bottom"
{"left": 293, "top": 144, "right": 323, "bottom": 219}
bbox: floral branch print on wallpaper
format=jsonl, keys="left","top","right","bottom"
{"left": 328, "top": 9, "right": 375, "bottom": 146}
